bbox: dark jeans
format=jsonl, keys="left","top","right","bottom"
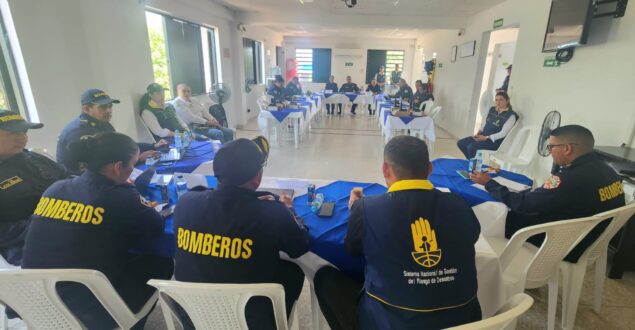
{"left": 367, "top": 104, "right": 375, "bottom": 115}
{"left": 177, "top": 260, "right": 305, "bottom": 330}
{"left": 193, "top": 126, "right": 234, "bottom": 143}
{"left": 55, "top": 254, "right": 174, "bottom": 329}
{"left": 0, "top": 219, "right": 30, "bottom": 266}
{"left": 314, "top": 266, "right": 363, "bottom": 330}
{"left": 351, "top": 104, "right": 358, "bottom": 114}
{"left": 456, "top": 136, "right": 502, "bottom": 159}
{"left": 326, "top": 104, "right": 343, "bottom": 115}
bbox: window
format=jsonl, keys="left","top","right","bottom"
{"left": 145, "top": 11, "right": 220, "bottom": 98}
{"left": 0, "top": 13, "right": 27, "bottom": 117}
{"left": 365, "top": 49, "right": 405, "bottom": 84}
{"left": 295, "top": 48, "right": 331, "bottom": 83}
{"left": 243, "top": 38, "right": 263, "bottom": 85}
{"left": 385, "top": 50, "right": 405, "bottom": 80}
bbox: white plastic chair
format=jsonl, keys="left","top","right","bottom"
{"left": 147, "top": 280, "right": 295, "bottom": 330}
{"left": 429, "top": 106, "right": 442, "bottom": 121}
{"left": 447, "top": 293, "right": 534, "bottom": 330}
{"left": 489, "top": 125, "right": 541, "bottom": 176}
{"left": 477, "top": 118, "right": 521, "bottom": 167}
{"left": 559, "top": 202, "right": 635, "bottom": 330}
{"left": 419, "top": 100, "right": 434, "bottom": 115}
{"left": 0, "top": 269, "right": 157, "bottom": 330}
{"left": 0, "top": 254, "right": 20, "bottom": 330}
{"left": 486, "top": 216, "right": 605, "bottom": 330}
{"left": 479, "top": 90, "right": 495, "bottom": 123}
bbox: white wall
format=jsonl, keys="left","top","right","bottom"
{"left": 418, "top": 0, "right": 635, "bottom": 149}
{"left": 5, "top": 0, "right": 283, "bottom": 155}
{"left": 283, "top": 37, "right": 417, "bottom": 88}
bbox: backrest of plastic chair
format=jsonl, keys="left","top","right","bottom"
{"left": 500, "top": 216, "right": 605, "bottom": 289}
{"left": 516, "top": 126, "right": 540, "bottom": 162}
{"left": 0, "top": 254, "right": 19, "bottom": 270}
{"left": 0, "top": 269, "right": 140, "bottom": 330}
{"left": 446, "top": 293, "right": 533, "bottom": 330}
{"left": 479, "top": 90, "right": 494, "bottom": 121}
{"left": 494, "top": 118, "right": 521, "bottom": 155}
{"left": 580, "top": 203, "right": 635, "bottom": 262}
{"left": 148, "top": 280, "right": 288, "bottom": 330}
{"left": 421, "top": 100, "right": 434, "bottom": 114}
{"left": 430, "top": 106, "right": 442, "bottom": 121}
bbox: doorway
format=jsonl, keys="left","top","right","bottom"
{"left": 473, "top": 28, "right": 519, "bottom": 133}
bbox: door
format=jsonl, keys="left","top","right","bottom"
{"left": 366, "top": 50, "right": 386, "bottom": 84}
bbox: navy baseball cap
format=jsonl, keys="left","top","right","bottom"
{"left": 81, "top": 89, "right": 120, "bottom": 105}
{"left": 0, "top": 110, "right": 43, "bottom": 132}
{"left": 213, "top": 136, "right": 270, "bottom": 186}
{"left": 147, "top": 83, "right": 168, "bottom": 94}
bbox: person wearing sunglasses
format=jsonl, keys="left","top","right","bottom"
{"left": 172, "top": 136, "right": 309, "bottom": 330}
{"left": 470, "top": 125, "right": 625, "bottom": 263}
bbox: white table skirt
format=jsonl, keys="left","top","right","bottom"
{"left": 383, "top": 115, "right": 436, "bottom": 143}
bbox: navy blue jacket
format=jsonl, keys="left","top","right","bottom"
{"left": 480, "top": 107, "right": 517, "bottom": 137}
{"left": 395, "top": 85, "right": 413, "bottom": 101}
{"left": 412, "top": 91, "right": 434, "bottom": 111}
{"left": 267, "top": 85, "right": 287, "bottom": 103}
{"left": 173, "top": 184, "right": 309, "bottom": 284}
{"left": 285, "top": 82, "right": 302, "bottom": 96}
{"left": 325, "top": 82, "right": 338, "bottom": 92}
{"left": 366, "top": 84, "right": 381, "bottom": 94}
{"left": 486, "top": 153, "right": 625, "bottom": 262}
{"left": 340, "top": 83, "right": 360, "bottom": 93}
{"left": 23, "top": 171, "right": 164, "bottom": 281}
{"left": 57, "top": 113, "right": 154, "bottom": 173}
{"left": 346, "top": 180, "right": 481, "bottom": 329}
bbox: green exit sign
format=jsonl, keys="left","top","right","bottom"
{"left": 345, "top": 62, "right": 353, "bottom": 67}
{"left": 544, "top": 58, "right": 561, "bottom": 67}
{"left": 493, "top": 18, "right": 504, "bottom": 29}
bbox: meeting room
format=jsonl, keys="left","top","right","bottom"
{"left": 0, "top": 0, "right": 634, "bottom": 329}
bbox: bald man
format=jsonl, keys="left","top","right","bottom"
{"left": 172, "top": 84, "right": 234, "bottom": 142}
{"left": 471, "top": 125, "right": 625, "bottom": 262}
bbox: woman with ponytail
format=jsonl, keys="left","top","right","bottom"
{"left": 22, "top": 132, "right": 173, "bottom": 329}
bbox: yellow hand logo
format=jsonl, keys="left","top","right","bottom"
{"left": 410, "top": 218, "right": 442, "bottom": 268}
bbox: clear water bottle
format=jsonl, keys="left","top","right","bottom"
{"left": 475, "top": 150, "right": 483, "bottom": 173}
{"left": 175, "top": 175, "right": 188, "bottom": 199}
{"left": 310, "top": 193, "right": 324, "bottom": 213}
{"left": 211, "top": 140, "right": 222, "bottom": 153}
{"left": 174, "top": 130, "right": 182, "bottom": 149}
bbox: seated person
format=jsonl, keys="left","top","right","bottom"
{"left": 471, "top": 125, "right": 625, "bottom": 263}
{"left": 58, "top": 88, "right": 165, "bottom": 173}
{"left": 267, "top": 75, "right": 287, "bottom": 104}
{"left": 375, "top": 66, "right": 386, "bottom": 90}
{"left": 140, "top": 83, "right": 193, "bottom": 141}
{"left": 173, "top": 137, "right": 309, "bottom": 330}
{"left": 393, "top": 78, "right": 413, "bottom": 102}
{"left": 339, "top": 76, "right": 360, "bottom": 115}
{"left": 285, "top": 76, "right": 303, "bottom": 97}
{"left": 314, "top": 135, "right": 482, "bottom": 330}
{"left": 0, "top": 110, "right": 66, "bottom": 266}
{"left": 172, "top": 84, "right": 234, "bottom": 143}
{"left": 324, "top": 75, "right": 340, "bottom": 115}
{"left": 365, "top": 79, "right": 381, "bottom": 115}
{"left": 414, "top": 79, "right": 423, "bottom": 90}
{"left": 457, "top": 92, "right": 517, "bottom": 159}
{"left": 412, "top": 83, "right": 434, "bottom": 112}
{"left": 496, "top": 64, "right": 511, "bottom": 93}
{"left": 22, "top": 132, "right": 173, "bottom": 329}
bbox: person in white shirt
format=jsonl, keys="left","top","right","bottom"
{"left": 172, "top": 84, "right": 234, "bottom": 142}
{"left": 139, "top": 83, "right": 191, "bottom": 140}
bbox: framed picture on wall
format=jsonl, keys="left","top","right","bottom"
{"left": 460, "top": 41, "right": 476, "bottom": 58}
{"left": 451, "top": 45, "right": 458, "bottom": 63}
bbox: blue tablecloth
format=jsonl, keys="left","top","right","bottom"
{"left": 293, "top": 181, "right": 387, "bottom": 280}
{"left": 429, "top": 158, "right": 533, "bottom": 207}
{"left": 269, "top": 108, "right": 307, "bottom": 122}
{"left": 132, "top": 176, "right": 219, "bottom": 257}
{"left": 135, "top": 141, "right": 215, "bottom": 174}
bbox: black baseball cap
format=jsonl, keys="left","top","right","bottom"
{"left": 213, "top": 136, "right": 270, "bottom": 186}
{"left": 81, "top": 89, "right": 120, "bottom": 106}
{"left": 0, "top": 110, "right": 43, "bottom": 132}
{"left": 507, "top": 64, "right": 513, "bottom": 69}
{"left": 147, "top": 83, "right": 168, "bottom": 94}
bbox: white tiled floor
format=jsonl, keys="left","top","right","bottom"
{"left": 142, "top": 112, "right": 635, "bottom": 329}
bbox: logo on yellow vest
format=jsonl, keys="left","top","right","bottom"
{"left": 411, "top": 218, "right": 442, "bottom": 268}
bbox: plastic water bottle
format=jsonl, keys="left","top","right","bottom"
{"left": 475, "top": 150, "right": 484, "bottom": 172}
{"left": 174, "top": 130, "right": 182, "bottom": 149}
{"left": 310, "top": 193, "right": 324, "bottom": 213}
{"left": 175, "top": 175, "right": 188, "bottom": 199}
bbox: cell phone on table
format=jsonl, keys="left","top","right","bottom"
{"left": 159, "top": 204, "right": 175, "bottom": 218}
{"left": 318, "top": 202, "right": 335, "bottom": 217}
{"left": 456, "top": 169, "right": 470, "bottom": 180}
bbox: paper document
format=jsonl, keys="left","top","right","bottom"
{"left": 472, "top": 183, "right": 487, "bottom": 192}
{"left": 275, "top": 179, "right": 309, "bottom": 190}
{"left": 129, "top": 168, "right": 144, "bottom": 182}
{"left": 492, "top": 177, "right": 531, "bottom": 192}
{"left": 150, "top": 174, "right": 173, "bottom": 186}
{"left": 435, "top": 187, "right": 451, "bottom": 193}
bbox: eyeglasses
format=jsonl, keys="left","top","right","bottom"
{"left": 546, "top": 143, "right": 579, "bottom": 151}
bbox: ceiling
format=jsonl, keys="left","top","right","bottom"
{"left": 214, "top": 0, "right": 506, "bottom": 38}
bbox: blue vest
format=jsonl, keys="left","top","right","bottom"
{"left": 359, "top": 180, "right": 481, "bottom": 327}
{"left": 481, "top": 107, "right": 517, "bottom": 136}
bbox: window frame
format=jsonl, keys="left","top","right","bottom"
{"left": 0, "top": 10, "right": 27, "bottom": 118}
{"left": 145, "top": 9, "right": 221, "bottom": 96}
{"left": 243, "top": 37, "right": 264, "bottom": 85}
